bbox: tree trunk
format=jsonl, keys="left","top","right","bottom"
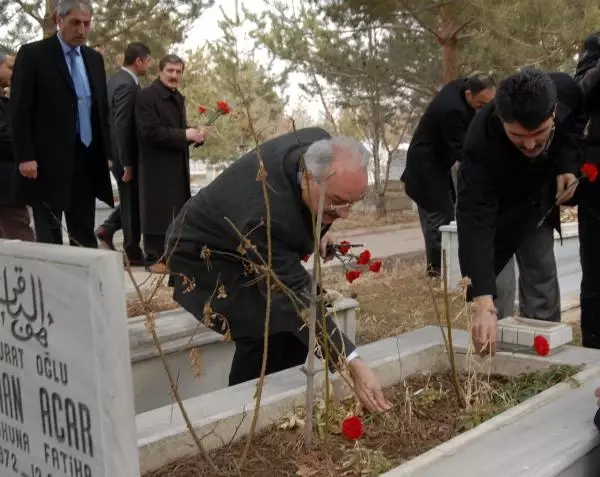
{"left": 375, "top": 193, "right": 387, "bottom": 218}
{"left": 43, "top": 0, "right": 58, "bottom": 38}
{"left": 441, "top": 39, "right": 458, "bottom": 82}
{"left": 439, "top": 3, "right": 459, "bottom": 82}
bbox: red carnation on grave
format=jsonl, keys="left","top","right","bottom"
{"left": 197, "top": 105, "right": 207, "bottom": 114}
{"left": 216, "top": 100, "right": 231, "bottom": 115}
{"left": 357, "top": 250, "right": 371, "bottom": 265}
{"left": 533, "top": 335, "right": 550, "bottom": 356}
{"left": 345, "top": 270, "right": 361, "bottom": 283}
{"left": 369, "top": 259, "right": 383, "bottom": 273}
{"left": 338, "top": 240, "right": 351, "bottom": 255}
{"left": 581, "top": 163, "right": 599, "bottom": 183}
{"left": 341, "top": 416, "right": 364, "bottom": 440}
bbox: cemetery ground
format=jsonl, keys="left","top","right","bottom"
{"left": 144, "top": 365, "right": 578, "bottom": 477}
{"left": 130, "top": 257, "right": 584, "bottom": 476}
{"left": 127, "top": 208, "right": 584, "bottom": 477}
{"left": 126, "top": 256, "right": 583, "bottom": 347}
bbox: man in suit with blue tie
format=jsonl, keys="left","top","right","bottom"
{"left": 9, "top": 0, "right": 113, "bottom": 247}
{"left": 95, "top": 42, "right": 151, "bottom": 266}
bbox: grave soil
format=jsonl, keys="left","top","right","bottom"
{"left": 143, "top": 365, "right": 579, "bottom": 477}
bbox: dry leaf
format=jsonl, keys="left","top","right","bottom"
{"left": 279, "top": 412, "right": 305, "bottom": 430}
{"left": 295, "top": 465, "right": 318, "bottom": 476}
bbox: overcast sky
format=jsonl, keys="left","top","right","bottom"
{"left": 178, "top": 0, "right": 323, "bottom": 117}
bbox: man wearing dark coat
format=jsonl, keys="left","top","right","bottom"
{"left": 135, "top": 53, "right": 206, "bottom": 273}
{"left": 165, "top": 129, "right": 393, "bottom": 414}
{"left": 9, "top": 0, "right": 113, "bottom": 247}
{"left": 0, "top": 52, "right": 34, "bottom": 241}
{"left": 574, "top": 32, "right": 600, "bottom": 349}
{"left": 95, "top": 42, "right": 151, "bottom": 266}
{"left": 457, "top": 68, "right": 584, "bottom": 355}
{"left": 401, "top": 74, "right": 496, "bottom": 277}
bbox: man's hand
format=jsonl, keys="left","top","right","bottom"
{"left": 595, "top": 387, "right": 600, "bottom": 407}
{"left": 122, "top": 167, "right": 133, "bottom": 183}
{"left": 185, "top": 128, "right": 206, "bottom": 144}
{"left": 556, "top": 173, "right": 578, "bottom": 204}
{"left": 472, "top": 295, "right": 498, "bottom": 356}
{"left": 19, "top": 161, "right": 37, "bottom": 179}
{"left": 319, "top": 232, "right": 335, "bottom": 262}
{"left": 348, "top": 358, "right": 393, "bottom": 413}
{"left": 197, "top": 125, "right": 211, "bottom": 137}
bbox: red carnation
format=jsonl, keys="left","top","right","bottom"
{"left": 369, "top": 259, "right": 382, "bottom": 273}
{"left": 581, "top": 163, "right": 599, "bottom": 183}
{"left": 345, "top": 270, "right": 361, "bottom": 283}
{"left": 338, "top": 240, "right": 351, "bottom": 255}
{"left": 357, "top": 250, "right": 371, "bottom": 265}
{"left": 341, "top": 416, "right": 364, "bottom": 440}
{"left": 197, "top": 105, "right": 207, "bottom": 114}
{"left": 533, "top": 335, "right": 550, "bottom": 356}
{"left": 302, "top": 255, "right": 310, "bottom": 262}
{"left": 216, "top": 100, "right": 231, "bottom": 115}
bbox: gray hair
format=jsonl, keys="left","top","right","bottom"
{"left": 56, "top": 0, "right": 93, "bottom": 18}
{"left": 303, "top": 136, "right": 370, "bottom": 181}
{"left": 0, "top": 53, "right": 7, "bottom": 66}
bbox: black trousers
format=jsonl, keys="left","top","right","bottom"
{"left": 229, "top": 332, "right": 309, "bottom": 386}
{"left": 418, "top": 189, "right": 455, "bottom": 277}
{"left": 102, "top": 164, "right": 143, "bottom": 259}
{"left": 144, "top": 233, "right": 166, "bottom": 265}
{"left": 579, "top": 181, "right": 600, "bottom": 348}
{"left": 32, "top": 141, "right": 97, "bottom": 248}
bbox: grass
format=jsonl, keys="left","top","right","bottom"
{"left": 144, "top": 366, "right": 580, "bottom": 477}
{"left": 126, "top": 256, "right": 583, "bottom": 347}
{"left": 133, "top": 255, "right": 583, "bottom": 476}
{"left": 330, "top": 208, "right": 418, "bottom": 232}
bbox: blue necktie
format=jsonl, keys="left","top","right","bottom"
{"left": 68, "top": 49, "right": 92, "bottom": 147}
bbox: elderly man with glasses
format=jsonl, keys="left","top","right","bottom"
{"left": 164, "top": 127, "right": 393, "bottom": 414}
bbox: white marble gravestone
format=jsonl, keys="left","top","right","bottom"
{"left": 0, "top": 241, "right": 139, "bottom": 477}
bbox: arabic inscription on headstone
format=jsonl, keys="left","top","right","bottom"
{"left": 0, "top": 243, "right": 139, "bottom": 477}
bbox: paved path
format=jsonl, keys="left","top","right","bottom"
{"left": 124, "top": 225, "right": 425, "bottom": 297}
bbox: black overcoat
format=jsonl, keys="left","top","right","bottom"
{"left": 165, "top": 127, "right": 356, "bottom": 366}
{"left": 457, "top": 72, "right": 585, "bottom": 299}
{"left": 135, "top": 79, "right": 190, "bottom": 235}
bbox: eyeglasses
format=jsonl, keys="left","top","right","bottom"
{"left": 327, "top": 201, "right": 353, "bottom": 211}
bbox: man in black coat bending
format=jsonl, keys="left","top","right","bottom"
{"left": 165, "top": 128, "right": 392, "bottom": 413}
{"left": 457, "top": 68, "right": 584, "bottom": 355}
{"left": 402, "top": 74, "right": 496, "bottom": 277}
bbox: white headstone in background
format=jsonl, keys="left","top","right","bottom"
{"left": 0, "top": 241, "right": 139, "bottom": 477}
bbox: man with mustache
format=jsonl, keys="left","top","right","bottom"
{"left": 457, "top": 68, "right": 585, "bottom": 355}
{"left": 134, "top": 54, "right": 207, "bottom": 272}
{"left": 9, "top": 0, "right": 113, "bottom": 247}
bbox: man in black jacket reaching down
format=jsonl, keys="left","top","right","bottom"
{"left": 401, "top": 74, "right": 496, "bottom": 278}
{"left": 165, "top": 128, "right": 393, "bottom": 414}
{"left": 457, "top": 68, "right": 584, "bottom": 355}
